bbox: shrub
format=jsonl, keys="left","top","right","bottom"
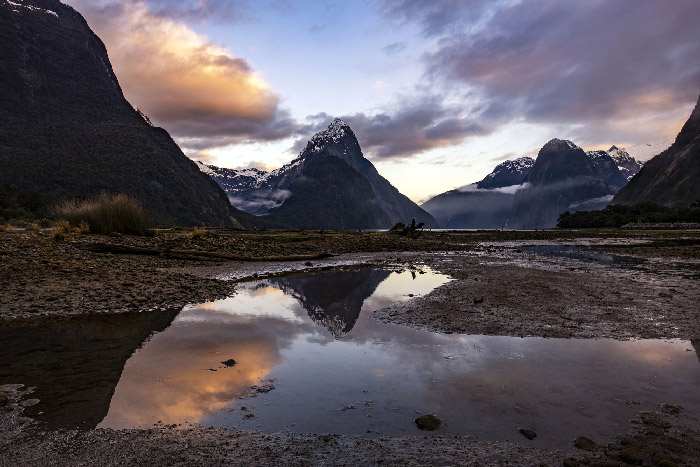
{"left": 57, "top": 193, "right": 151, "bottom": 235}
{"left": 189, "top": 227, "right": 207, "bottom": 239}
{"left": 77, "top": 220, "right": 90, "bottom": 234}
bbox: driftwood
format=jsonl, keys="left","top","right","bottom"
{"left": 81, "top": 243, "right": 335, "bottom": 262}
{"left": 389, "top": 218, "right": 425, "bottom": 238}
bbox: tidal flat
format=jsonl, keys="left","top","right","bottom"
{"left": 1, "top": 228, "right": 699, "bottom": 465}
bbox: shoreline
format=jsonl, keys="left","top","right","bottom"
{"left": 2, "top": 228, "right": 700, "bottom": 464}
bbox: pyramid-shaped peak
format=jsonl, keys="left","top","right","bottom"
{"left": 323, "top": 118, "right": 353, "bottom": 140}
{"left": 542, "top": 138, "right": 580, "bottom": 151}
{"left": 301, "top": 117, "right": 361, "bottom": 158}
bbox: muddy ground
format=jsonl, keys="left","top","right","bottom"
{"left": 2, "top": 227, "right": 700, "bottom": 465}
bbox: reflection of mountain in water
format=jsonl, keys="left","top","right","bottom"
{"left": 271, "top": 269, "right": 392, "bottom": 338}
{"left": 692, "top": 341, "right": 700, "bottom": 365}
{"left": 0, "top": 310, "right": 178, "bottom": 429}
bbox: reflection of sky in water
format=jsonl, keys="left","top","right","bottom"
{"left": 98, "top": 268, "right": 700, "bottom": 449}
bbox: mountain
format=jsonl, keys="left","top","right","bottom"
{"left": 613, "top": 95, "right": 700, "bottom": 207}
{"left": 510, "top": 139, "right": 628, "bottom": 228}
{"left": 264, "top": 156, "right": 393, "bottom": 229}
{"left": 422, "top": 141, "right": 633, "bottom": 229}
{"left": 606, "top": 146, "right": 643, "bottom": 181}
{"left": 0, "top": 0, "right": 245, "bottom": 227}
{"left": 198, "top": 119, "right": 438, "bottom": 229}
{"left": 421, "top": 157, "right": 534, "bottom": 229}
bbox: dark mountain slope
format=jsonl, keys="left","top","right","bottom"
{"left": 263, "top": 155, "right": 393, "bottom": 229}
{"left": 0, "top": 0, "right": 244, "bottom": 226}
{"left": 511, "top": 139, "right": 625, "bottom": 228}
{"left": 613, "top": 95, "right": 700, "bottom": 206}
{"left": 297, "top": 120, "right": 438, "bottom": 227}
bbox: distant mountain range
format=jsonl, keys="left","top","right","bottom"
{"left": 0, "top": 0, "right": 247, "bottom": 227}
{"left": 422, "top": 143, "right": 642, "bottom": 229}
{"left": 613, "top": 95, "right": 700, "bottom": 207}
{"left": 198, "top": 119, "right": 438, "bottom": 229}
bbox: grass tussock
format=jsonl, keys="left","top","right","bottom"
{"left": 57, "top": 193, "right": 151, "bottom": 235}
{"left": 26, "top": 223, "right": 42, "bottom": 232}
{"left": 52, "top": 219, "right": 71, "bottom": 241}
{"left": 0, "top": 223, "right": 12, "bottom": 233}
{"left": 189, "top": 227, "right": 207, "bottom": 239}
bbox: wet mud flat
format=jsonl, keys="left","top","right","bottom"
{"left": 2, "top": 228, "right": 700, "bottom": 465}
{"left": 376, "top": 237, "right": 700, "bottom": 340}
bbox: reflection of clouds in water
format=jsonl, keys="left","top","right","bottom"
{"left": 99, "top": 312, "right": 305, "bottom": 429}
{"left": 99, "top": 268, "right": 700, "bottom": 445}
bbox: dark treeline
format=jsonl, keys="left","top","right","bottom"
{"left": 0, "top": 185, "right": 54, "bottom": 222}
{"left": 557, "top": 201, "right": 700, "bottom": 228}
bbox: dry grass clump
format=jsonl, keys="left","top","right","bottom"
{"left": 189, "top": 227, "right": 207, "bottom": 239}
{"left": 0, "top": 223, "right": 12, "bottom": 233}
{"left": 57, "top": 193, "right": 151, "bottom": 235}
{"left": 78, "top": 220, "right": 90, "bottom": 234}
{"left": 26, "top": 223, "right": 42, "bottom": 232}
{"left": 52, "top": 219, "right": 71, "bottom": 241}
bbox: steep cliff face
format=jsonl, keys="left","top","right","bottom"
{"left": 0, "top": 0, "right": 246, "bottom": 226}
{"left": 613, "top": 95, "right": 700, "bottom": 207}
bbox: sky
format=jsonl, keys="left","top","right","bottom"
{"left": 64, "top": 0, "right": 700, "bottom": 203}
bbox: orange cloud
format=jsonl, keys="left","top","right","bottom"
{"left": 66, "top": 0, "right": 297, "bottom": 148}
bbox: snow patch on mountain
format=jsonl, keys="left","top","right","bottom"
{"left": 4, "top": 0, "right": 58, "bottom": 17}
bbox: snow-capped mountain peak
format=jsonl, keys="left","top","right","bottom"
{"left": 605, "top": 146, "right": 643, "bottom": 180}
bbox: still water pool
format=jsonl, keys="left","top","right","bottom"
{"left": 2, "top": 267, "right": 699, "bottom": 449}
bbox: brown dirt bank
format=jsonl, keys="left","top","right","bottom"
{"left": 0, "top": 229, "right": 458, "bottom": 320}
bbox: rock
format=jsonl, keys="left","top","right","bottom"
{"left": 573, "top": 436, "right": 596, "bottom": 450}
{"left": 518, "top": 428, "right": 537, "bottom": 440}
{"left": 221, "top": 359, "right": 237, "bottom": 367}
{"left": 415, "top": 414, "right": 442, "bottom": 431}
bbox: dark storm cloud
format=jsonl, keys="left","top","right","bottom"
{"left": 295, "top": 97, "right": 490, "bottom": 159}
{"left": 381, "top": 0, "right": 700, "bottom": 144}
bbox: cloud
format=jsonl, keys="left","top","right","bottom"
{"left": 379, "top": 0, "right": 492, "bottom": 37}
{"left": 134, "top": 0, "right": 253, "bottom": 23}
{"left": 381, "top": 0, "right": 700, "bottom": 146}
{"left": 382, "top": 41, "right": 407, "bottom": 55}
{"left": 296, "top": 96, "right": 491, "bottom": 159}
{"left": 457, "top": 182, "right": 530, "bottom": 195}
{"left": 567, "top": 194, "right": 615, "bottom": 211}
{"left": 65, "top": 0, "right": 298, "bottom": 151}
{"left": 309, "top": 24, "right": 326, "bottom": 33}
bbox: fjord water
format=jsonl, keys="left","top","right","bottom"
{"left": 2, "top": 267, "right": 700, "bottom": 449}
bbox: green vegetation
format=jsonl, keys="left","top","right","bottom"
{"left": 57, "top": 193, "right": 151, "bottom": 235}
{"left": 0, "top": 185, "right": 54, "bottom": 223}
{"left": 557, "top": 201, "right": 700, "bottom": 228}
